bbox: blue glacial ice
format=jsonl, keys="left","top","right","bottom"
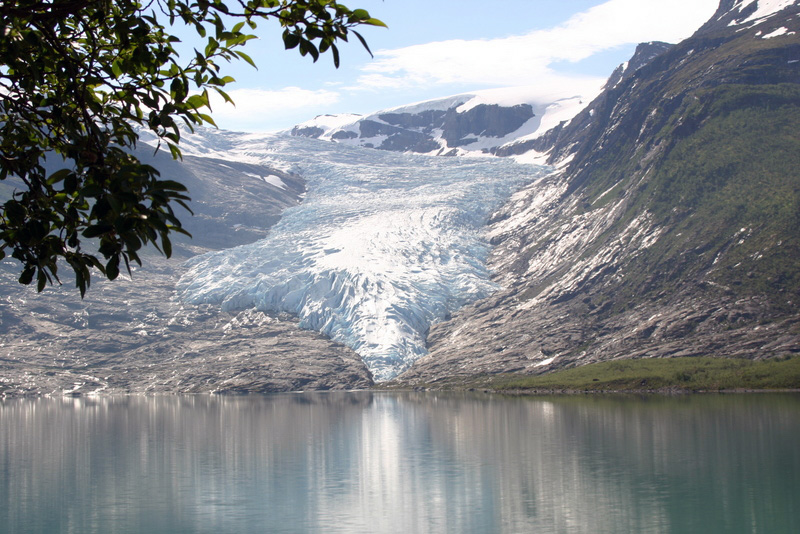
{"left": 176, "top": 134, "right": 547, "bottom": 381}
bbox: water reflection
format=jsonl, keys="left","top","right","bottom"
{"left": 1, "top": 393, "right": 798, "bottom": 533}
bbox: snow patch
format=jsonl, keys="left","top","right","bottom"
{"left": 244, "top": 172, "right": 287, "bottom": 189}
{"left": 511, "top": 150, "right": 552, "bottom": 166}
{"left": 294, "top": 113, "right": 362, "bottom": 133}
{"left": 535, "top": 356, "right": 556, "bottom": 367}
{"left": 735, "top": 0, "right": 796, "bottom": 25}
{"left": 761, "top": 26, "right": 794, "bottom": 37}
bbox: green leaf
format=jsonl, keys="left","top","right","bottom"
{"left": 64, "top": 173, "right": 78, "bottom": 193}
{"left": 4, "top": 200, "right": 25, "bottom": 225}
{"left": 352, "top": 30, "right": 373, "bottom": 58}
{"left": 82, "top": 224, "right": 113, "bottom": 238}
{"left": 36, "top": 270, "right": 47, "bottom": 292}
{"left": 19, "top": 266, "right": 34, "bottom": 286}
{"left": 234, "top": 50, "right": 257, "bottom": 69}
{"left": 186, "top": 93, "right": 209, "bottom": 109}
{"left": 46, "top": 169, "right": 72, "bottom": 186}
{"left": 197, "top": 113, "right": 217, "bottom": 127}
{"left": 106, "top": 255, "right": 120, "bottom": 280}
{"left": 365, "top": 18, "right": 388, "bottom": 28}
{"left": 283, "top": 32, "right": 301, "bottom": 50}
{"left": 151, "top": 180, "right": 189, "bottom": 192}
{"left": 205, "top": 37, "right": 219, "bottom": 56}
{"left": 161, "top": 234, "right": 173, "bottom": 258}
{"left": 214, "top": 87, "right": 235, "bottom": 105}
{"left": 351, "top": 9, "right": 370, "bottom": 21}
{"left": 168, "top": 143, "right": 183, "bottom": 160}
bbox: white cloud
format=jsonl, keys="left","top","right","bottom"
{"left": 356, "top": 0, "right": 719, "bottom": 91}
{"left": 205, "top": 87, "right": 341, "bottom": 129}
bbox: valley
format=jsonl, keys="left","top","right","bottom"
{"left": 2, "top": 0, "right": 799, "bottom": 395}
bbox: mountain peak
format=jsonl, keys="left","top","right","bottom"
{"left": 603, "top": 41, "right": 674, "bottom": 91}
{"left": 288, "top": 88, "right": 600, "bottom": 157}
{"left": 699, "top": 0, "right": 799, "bottom": 33}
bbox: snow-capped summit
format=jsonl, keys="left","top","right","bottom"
{"left": 288, "top": 87, "right": 600, "bottom": 158}
{"left": 731, "top": 0, "right": 798, "bottom": 25}
{"left": 700, "top": 0, "right": 800, "bottom": 31}
{"left": 290, "top": 113, "right": 363, "bottom": 139}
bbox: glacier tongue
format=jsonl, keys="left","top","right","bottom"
{"left": 176, "top": 134, "right": 546, "bottom": 381}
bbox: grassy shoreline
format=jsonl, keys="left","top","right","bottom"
{"left": 401, "top": 356, "right": 800, "bottom": 394}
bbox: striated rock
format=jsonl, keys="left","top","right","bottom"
{"left": 331, "top": 130, "right": 358, "bottom": 140}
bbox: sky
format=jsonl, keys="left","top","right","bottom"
{"left": 180, "top": 0, "right": 721, "bottom": 132}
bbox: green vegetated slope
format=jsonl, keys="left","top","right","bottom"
{"left": 570, "top": 25, "right": 800, "bottom": 310}
{"left": 617, "top": 84, "right": 800, "bottom": 309}
{"left": 549, "top": 20, "right": 800, "bottom": 363}
{"left": 481, "top": 356, "right": 800, "bottom": 393}
{"left": 544, "top": 17, "right": 800, "bottom": 318}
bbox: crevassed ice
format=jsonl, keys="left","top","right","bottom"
{"left": 176, "top": 134, "right": 547, "bottom": 381}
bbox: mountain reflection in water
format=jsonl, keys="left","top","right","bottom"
{"left": 1, "top": 392, "right": 798, "bottom": 534}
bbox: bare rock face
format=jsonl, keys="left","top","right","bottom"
{"left": 290, "top": 125, "right": 325, "bottom": 138}
{"left": 0, "top": 149, "right": 373, "bottom": 397}
{"left": 441, "top": 104, "right": 534, "bottom": 147}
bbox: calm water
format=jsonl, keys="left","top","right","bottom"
{"left": 1, "top": 392, "right": 798, "bottom": 534}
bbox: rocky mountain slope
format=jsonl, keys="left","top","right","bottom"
{"left": 397, "top": 0, "right": 800, "bottom": 384}
{"left": 0, "top": 142, "right": 373, "bottom": 396}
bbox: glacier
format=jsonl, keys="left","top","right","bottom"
{"left": 175, "top": 132, "right": 547, "bottom": 381}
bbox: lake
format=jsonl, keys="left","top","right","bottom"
{"left": 1, "top": 392, "right": 798, "bottom": 533}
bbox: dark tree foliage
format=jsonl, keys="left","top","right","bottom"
{"left": 0, "top": 0, "right": 383, "bottom": 295}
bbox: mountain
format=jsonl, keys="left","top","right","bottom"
{"left": 491, "top": 41, "right": 674, "bottom": 160}
{"left": 288, "top": 89, "right": 596, "bottom": 159}
{"left": 397, "top": 0, "right": 800, "bottom": 384}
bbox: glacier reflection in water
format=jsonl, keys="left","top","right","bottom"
{"left": 1, "top": 393, "right": 799, "bottom": 534}
{"left": 175, "top": 135, "right": 545, "bottom": 380}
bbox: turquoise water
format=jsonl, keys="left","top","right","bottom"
{"left": 1, "top": 392, "right": 798, "bottom": 533}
